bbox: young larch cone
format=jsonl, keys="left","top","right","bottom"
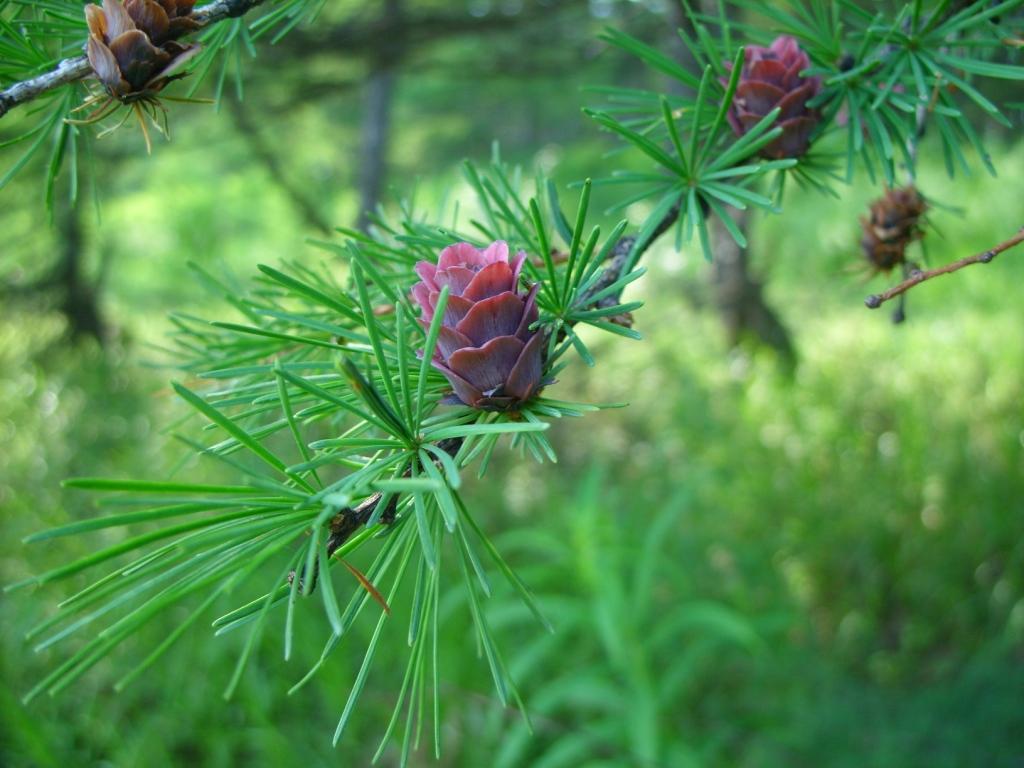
{"left": 85, "top": 0, "right": 199, "bottom": 101}
{"left": 411, "top": 241, "right": 545, "bottom": 411}
{"left": 860, "top": 187, "right": 928, "bottom": 272}
{"left": 725, "top": 35, "right": 821, "bottom": 159}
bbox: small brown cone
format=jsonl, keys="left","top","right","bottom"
{"left": 860, "top": 186, "right": 927, "bottom": 273}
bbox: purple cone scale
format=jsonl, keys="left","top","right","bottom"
{"left": 725, "top": 35, "right": 821, "bottom": 159}
{"left": 412, "top": 241, "right": 544, "bottom": 411}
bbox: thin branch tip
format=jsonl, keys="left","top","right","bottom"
{"left": 865, "top": 227, "right": 1024, "bottom": 310}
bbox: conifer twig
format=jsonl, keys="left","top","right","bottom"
{"left": 578, "top": 201, "right": 682, "bottom": 310}
{"left": 313, "top": 208, "right": 684, "bottom": 569}
{"left": 312, "top": 438, "right": 462, "bottom": 567}
{"left": 865, "top": 226, "right": 1024, "bottom": 309}
{"left": 0, "top": 0, "right": 266, "bottom": 119}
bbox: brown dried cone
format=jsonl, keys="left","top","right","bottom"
{"left": 75, "top": 0, "right": 202, "bottom": 151}
{"left": 85, "top": 0, "right": 199, "bottom": 101}
{"left": 860, "top": 187, "right": 928, "bottom": 272}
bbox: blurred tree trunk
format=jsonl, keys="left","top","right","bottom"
{"left": 228, "top": 97, "right": 331, "bottom": 233}
{"left": 665, "top": 0, "right": 794, "bottom": 360}
{"left": 55, "top": 202, "right": 105, "bottom": 343}
{"left": 710, "top": 208, "right": 795, "bottom": 362}
{"left": 356, "top": 0, "right": 403, "bottom": 232}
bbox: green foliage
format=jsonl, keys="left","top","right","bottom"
{"left": 589, "top": 31, "right": 798, "bottom": 259}
{"left": 0, "top": 0, "right": 87, "bottom": 76}
{"left": 3, "top": 142, "right": 1024, "bottom": 765}
{"left": 4, "top": 0, "right": 1024, "bottom": 762}
{"left": 476, "top": 468, "right": 761, "bottom": 768}
{"left": 721, "top": 0, "right": 1024, "bottom": 180}
{"left": 589, "top": 0, "right": 1024, "bottom": 258}
{"left": 6, "top": 151, "right": 656, "bottom": 759}
{"left": 0, "top": 0, "right": 328, "bottom": 208}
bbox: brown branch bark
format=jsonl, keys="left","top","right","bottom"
{"left": 865, "top": 226, "right": 1024, "bottom": 309}
{"left": 577, "top": 202, "right": 681, "bottom": 311}
{"left": 0, "top": 0, "right": 266, "bottom": 120}
{"left": 298, "top": 437, "right": 461, "bottom": 585}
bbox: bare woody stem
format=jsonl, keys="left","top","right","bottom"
{"left": 577, "top": 201, "right": 682, "bottom": 310}
{"left": 318, "top": 438, "right": 461, "bottom": 563}
{"left": 865, "top": 225, "right": 1024, "bottom": 310}
{"left": 0, "top": 0, "right": 265, "bottom": 120}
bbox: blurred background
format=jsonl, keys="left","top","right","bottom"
{"left": 2, "top": 1, "right": 1023, "bottom": 766}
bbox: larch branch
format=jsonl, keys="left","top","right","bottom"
{"left": 0, "top": 0, "right": 266, "bottom": 120}
{"left": 313, "top": 203, "right": 682, "bottom": 569}
{"left": 865, "top": 226, "right": 1024, "bottom": 309}
{"left": 577, "top": 201, "right": 681, "bottom": 311}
